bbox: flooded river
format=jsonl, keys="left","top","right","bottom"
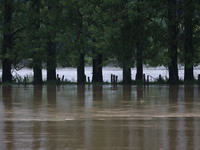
{"left": 0, "top": 85, "right": 200, "bottom": 150}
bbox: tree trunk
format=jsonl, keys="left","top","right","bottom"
{"left": 136, "top": 42, "right": 143, "bottom": 82}
{"left": 92, "top": 54, "right": 103, "bottom": 83}
{"left": 2, "top": 59, "right": 12, "bottom": 82}
{"left": 120, "top": 0, "right": 133, "bottom": 85}
{"left": 167, "top": 0, "right": 179, "bottom": 84}
{"left": 135, "top": 0, "right": 144, "bottom": 82}
{"left": 30, "top": 0, "right": 43, "bottom": 84}
{"left": 184, "top": 0, "right": 194, "bottom": 81}
{"left": 33, "top": 64, "right": 43, "bottom": 84}
{"left": 47, "top": 67, "right": 56, "bottom": 82}
{"left": 77, "top": 52, "right": 86, "bottom": 84}
{"left": 76, "top": 6, "right": 85, "bottom": 85}
{"left": 1, "top": 0, "right": 14, "bottom": 82}
{"left": 136, "top": 63, "right": 143, "bottom": 82}
{"left": 47, "top": 40, "right": 56, "bottom": 81}
{"left": 123, "top": 66, "right": 131, "bottom": 84}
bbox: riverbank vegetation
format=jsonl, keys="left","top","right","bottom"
{"left": 0, "top": 0, "right": 199, "bottom": 85}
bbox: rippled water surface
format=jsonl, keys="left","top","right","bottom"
{"left": 0, "top": 85, "right": 200, "bottom": 150}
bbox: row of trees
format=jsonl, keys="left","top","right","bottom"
{"left": 0, "top": 0, "right": 199, "bottom": 84}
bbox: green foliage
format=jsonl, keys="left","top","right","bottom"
{"left": 0, "top": 0, "right": 199, "bottom": 83}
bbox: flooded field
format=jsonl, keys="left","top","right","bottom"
{"left": 0, "top": 85, "right": 200, "bottom": 150}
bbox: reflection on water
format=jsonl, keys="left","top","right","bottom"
{"left": 0, "top": 85, "right": 200, "bottom": 150}
{"left": 2, "top": 86, "right": 14, "bottom": 150}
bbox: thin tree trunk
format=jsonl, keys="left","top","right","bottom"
{"left": 1, "top": 0, "right": 13, "bottom": 82}
{"left": 47, "top": 40, "right": 56, "bottom": 81}
{"left": 92, "top": 54, "right": 103, "bottom": 83}
{"left": 167, "top": 0, "right": 179, "bottom": 84}
{"left": 184, "top": 0, "right": 194, "bottom": 81}
{"left": 135, "top": 0, "right": 143, "bottom": 82}
{"left": 76, "top": 6, "right": 85, "bottom": 85}
{"left": 33, "top": 64, "right": 43, "bottom": 84}
{"left": 136, "top": 42, "right": 143, "bottom": 82}
{"left": 77, "top": 52, "right": 86, "bottom": 84}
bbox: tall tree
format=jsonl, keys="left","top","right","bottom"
{"left": 121, "top": 21, "right": 132, "bottom": 84}
{"left": 44, "top": 0, "right": 62, "bottom": 82}
{"left": 75, "top": 3, "right": 86, "bottom": 84}
{"left": 184, "top": 0, "right": 194, "bottom": 81}
{"left": 55, "top": 0, "right": 87, "bottom": 84}
{"left": 167, "top": 0, "right": 179, "bottom": 83}
{"left": 1, "top": 0, "right": 14, "bottom": 82}
{"left": 81, "top": 1, "right": 105, "bottom": 83}
{"left": 29, "top": 0, "right": 43, "bottom": 84}
{"left": 58, "top": 0, "right": 87, "bottom": 84}
{"left": 121, "top": 0, "right": 133, "bottom": 84}
{"left": 135, "top": 0, "right": 147, "bottom": 82}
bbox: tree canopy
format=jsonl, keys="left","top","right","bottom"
{"left": 0, "top": 0, "right": 199, "bottom": 84}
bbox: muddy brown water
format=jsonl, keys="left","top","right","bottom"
{"left": 0, "top": 85, "right": 200, "bottom": 150}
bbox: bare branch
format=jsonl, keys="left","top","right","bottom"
{"left": 11, "top": 26, "right": 26, "bottom": 37}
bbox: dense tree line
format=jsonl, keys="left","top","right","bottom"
{"left": 0, "top": 0, "right": 199, "bottom": 84}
